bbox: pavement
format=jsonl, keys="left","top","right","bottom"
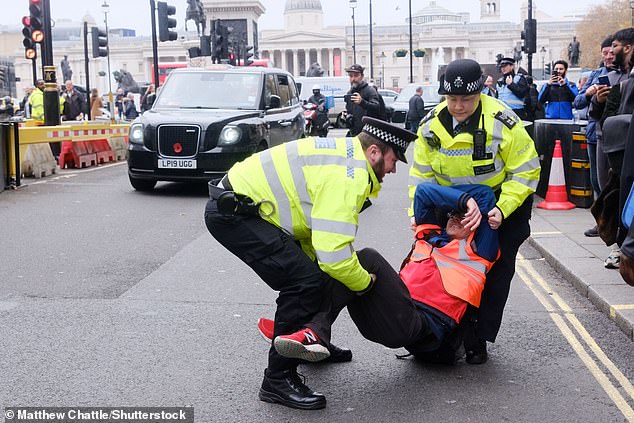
{"left": 529, "top": 200, "right": 634, "bottom": 340}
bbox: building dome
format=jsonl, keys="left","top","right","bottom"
{"left": 284, "top": 0, "right": 322, "bottom": 13}
{"left": 412, "top": 1, "right": 464, "bottom": 25}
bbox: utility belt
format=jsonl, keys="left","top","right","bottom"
{"left": 208, "top": 176, "right": 275, "bottom": 217}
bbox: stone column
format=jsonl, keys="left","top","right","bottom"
{"left": 304, "top": 49, "right": 310, "bottom": 75}
{"left": 451, "top": 47, "right": 456, "bottom": 62}
{"left": 328, "top": 48, "right": 334, "bottom": 76}
{"left": 281, "top": 50, "right": 287, "bottom": 72}
{"left": 293, "top": 49, "right": 299, "bottom": 77}
{"left": 340, "top": 49, "right": 346, "bottom": 75}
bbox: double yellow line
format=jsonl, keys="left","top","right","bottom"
{"left": 516, "top": 254, "right": 634, "bottom": 421}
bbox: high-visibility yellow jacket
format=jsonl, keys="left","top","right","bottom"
{"left": 228, "top": 136, "right": 381, "bottom": 292}
{"left": 408, "top": 94, "right": 540, "bottom": 218}
{"left": 28, "top": 89, "right": 44, "bottom": 123}
{"left": 28, "top": 89, "right": 65, "bottom": 124}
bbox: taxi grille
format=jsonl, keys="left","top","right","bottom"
{"left": 158, "top": 125, "right": 200, "bottom": 157}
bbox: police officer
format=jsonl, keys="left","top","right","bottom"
{"left": 205, "top": 117, "right": 417, "bottom": 410}
{"left": 408, "top": 58, "right": 540, "bottom": 364}
{"left": 496, "top": 57, "right": 529, "bottom": 120}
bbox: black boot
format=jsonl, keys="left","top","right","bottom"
{"left": 465, "top": 339, "right": 488, "bottom": 364}
{"left": 259, "top": 369, "right": 327, "bottom": 410}
{"left": 323, "top": 343, "right": 353, "bottom": 363}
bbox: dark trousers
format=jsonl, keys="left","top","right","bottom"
{"left": 474, "top": 195, "right": 533, "bottom": 342}
{"left": 307, "top": 248, "right": 431, "bottom": 350}
{"left": 204, "top": 199, "right": 324, "bottom": 376}
{"left": 513, "top": 108, "right": 528, "bottom": 121}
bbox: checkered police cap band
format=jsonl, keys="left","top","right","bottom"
{"left": 443, "top": 77, "right": 483, "bottom": 94}
{"left": 362, "top": 123, "right": 409, "bottom": 151}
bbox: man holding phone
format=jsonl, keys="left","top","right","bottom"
{"left": 538, "top": 59, "right": 578, "bottom": 119}
{"left": 342, "top": 64, "right": 381, "bottom": 136}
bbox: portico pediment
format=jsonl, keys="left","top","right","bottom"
{"left": 263, "top": 31, "right": 344, "bottom": 43}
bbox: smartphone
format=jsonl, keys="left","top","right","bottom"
{"left": 598, "top": 75, "right": 611, "bottom": 86}
{"left": 344, "top": 94, "right": 352, "bottom": 102}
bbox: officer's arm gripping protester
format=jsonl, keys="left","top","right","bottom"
{"left": 408, "top": 59, "right": 541, "bottom": 364}
{"left": 204, "top": 117, "right": 417, "bottom": 410}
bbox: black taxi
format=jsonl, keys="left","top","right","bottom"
{"left": 127, "top": 66, "right": 305, "bottom": 191}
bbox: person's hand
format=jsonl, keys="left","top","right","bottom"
{"left": 505, "top": 75, "right": 513, "bottom": 85}
{"left": 595, "top": 85, "right": 611, "bottom": 103}
{"left": 585, "top": 84, "right": 598, "bottom": 98}
{"left": 547, "top": 75, "right": 555, "bottom": 86}
{"left": 351, "top": 92, "right": 362, "bottom": 104}
{"left": 488, "top": 207, "right": 503, "bottom": 230}
{"left": 460, "top": 197, "right": 482, "bottom": 232}
{"left": 410, "top": 216, "right": 416, "bottom": 231}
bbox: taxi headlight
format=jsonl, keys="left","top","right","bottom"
{"left": 129, "top": 123, "right": 144, "bottom": 144}
{"left": 218, "top": 126, "right": 242, "bottom": 145}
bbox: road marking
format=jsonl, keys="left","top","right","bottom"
{"left": 530, "top": 231, "right": 562, "bottom": 235}
{"left": 27, "top": 161, "right": 126, "bottom": 185}
{"left": 517, "top": 254, "right": 634, "bottom": 421}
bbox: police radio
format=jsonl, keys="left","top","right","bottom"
{"left": 472, "top": 114, "right": 490, "bottom": 161}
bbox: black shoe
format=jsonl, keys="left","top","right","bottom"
{"left": 584, "top": 226, "right": 599, "bottom": 237}
{"left": 259, "top": 369, "right": 326, "bottom": 410}
{"left": 465, "top": 339, "right": 488, "bottom": 364}
{"left": 323, "top": 344, "right": 352, "bottom": 363}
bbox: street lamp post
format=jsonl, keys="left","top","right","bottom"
{"left": 631, "top": 0, "right": 634, "bottom": 26}
{"left": 369, "top": 0, "right": 374, "bottom": 80}
{"left": 540, "top": 46, "right": 546, "bottom": 79}
{"left": 102, "top": 0, "right": 114, "bottom": 122}
{"left": 409, "top": 0, "right": 413, "bottom": 83}
{"left": 350, "top": 0, "right": 357, "bottom": 64}
{"left": 380, "top": 51, "right": 386, "bottom": 89}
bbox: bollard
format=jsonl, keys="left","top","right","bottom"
{"left": 569, "top": 131, "right": 593, "bottom": 208}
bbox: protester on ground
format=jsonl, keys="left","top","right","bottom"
{"left": 496, "top": 57, "right": 529, "bottom": 120}
{"left": 204, "top": 117, "right": 417, "bottom": 410}
{"left": 408, "top": 58, "right": 540, "bottom": 364}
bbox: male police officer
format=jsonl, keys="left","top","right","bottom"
{"left": 496, "top": 57, "right": 529, "bottom": 120}
{"left": 205, "top": 117, "right": 417, "bottom": 410}
{"left": 408, "top": 58, "right": 540, "bottom": 364}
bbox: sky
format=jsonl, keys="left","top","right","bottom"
{"left": 2, "top": 0, "right": 594, "bottom": 35}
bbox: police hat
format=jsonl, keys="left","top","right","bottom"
{"left": 345, "top": 64, "right": 365, "bottom": 74}
{"left": 438, "top": 59, "right": 484, "bottom": 96}
{"left": 499, "top": 57, "right": 515, "bottom": 66}
{"left": 361, "top": 116, "right": 417, "bottom": 163}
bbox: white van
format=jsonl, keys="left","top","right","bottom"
{"left": 295, "top": 76, "right": 350, "bottom": 127}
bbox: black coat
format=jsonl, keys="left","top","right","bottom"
{"left": 344, "top": 80, "right": 380, "bottom": 136}
{"left": 62, "top": 90, "right": 85, "bottom": 120}
{"left": 406, "top": 94, "right": 425, "bottom": 123}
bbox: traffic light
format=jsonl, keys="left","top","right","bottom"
{"left": 244, "top": 46, "right": 254, "bottom": 66}
{"left": 0, "top": 66, "right": 6, "bottom": 85}
{"left": 222, "top": 25, "right": 232, "bottom": 58}
{"left": 522, "top": 18, "right": 536, "bottom": 54}
{"left": 188, "top": 46, "right": 201, "bottom": 59}
{"left": 91, "top": 27, "right": 108, "bottom": 58}
{"left": 229, "top": 52, "right": 236, "bottom": 66}
{"left": 200, "top": 35, "right": 211, "bottom": 57}
{"left": 29, "top": 0, "right": 44, "bottom": 43}
{"left": 157, "top": 1, "right": 177, "bottom": 42}
{"left": 22, "top": 16, "right": 37, "bottom": 60}
{"left": 545, "top": 62, "right": 551, "bottom": 75}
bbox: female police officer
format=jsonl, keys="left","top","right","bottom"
{"left": 408, "top": 59, "right": 541, "bottom": 364}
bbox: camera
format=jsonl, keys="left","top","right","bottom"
{"left": 344, "top": 94, "right": 352, "bottom": 103}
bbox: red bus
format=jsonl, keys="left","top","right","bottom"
{"left": 152, "top": 62, "right": 187, "bottom": 85}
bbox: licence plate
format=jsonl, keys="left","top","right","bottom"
{"left": 158, "top": 159, "right": 197, "bottom": 169}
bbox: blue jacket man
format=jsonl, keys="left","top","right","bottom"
{"left": 538, "top": 59, "right": 578, "bottom": 119}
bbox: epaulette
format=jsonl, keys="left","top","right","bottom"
{"left": 419, "top": 108, "right": 437, "bottom": 126}
{"left": 493, "top": 110, "right": 518, "bottom": 129}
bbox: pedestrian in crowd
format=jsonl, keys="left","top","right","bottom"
{"left": 28, "top": 79, "right": 46, "bottom": 124}
{"left": 574, "top": 35, "right": 615, "bottom": 220}
{"left": 90, "top": 88, "right": 104, "bottom": 120}
{"left": 141, "top": 84, "right": 156, "bottom": 113}
{"left": 19, "top": 86, "right": 34, "bottom": 118}
{"left": 496, "top": 57, "right": 529, "bottom": 120}
{"left": 408, "top": 58, "right": 540, "bottom": 364}
{"left": 267, "top": 183, "right": 499, "bottom": 372}
{"left": 406, "top": 86, "right": 425, "bottom": 132}
{"left": 538, "top": 60, "right": 578, "bottom": 119}
{"left": 115, "top": 88, "right": 125, "bottom": 120}
{"left": 588, "top": 28, "right": 634, "bottom": 269}
{"left": 204, "top": 117, "right": 417, "bottom": 410}
{"left": 524, "top": 75, "right": 542, "bottom": 122}
{"left": 62, "top": 80, "right": 85, "bottom": 121}
{"left": 342, "top": 64, "right": 381, "bottom": 136}
{"left": 481, "top": 75, "right": 497, "bottom": 98}
{"left": 124, "top": 93, "right": 139, "bottom": 120}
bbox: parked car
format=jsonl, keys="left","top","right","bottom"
{"left": 378, "top": 89, "right": 399, "bottom": 106}
{"left": 391, "top": 83, "right": 443, "bottom": 125}
{"left": 127, "top": 66, "right": 305, "bottom": 191}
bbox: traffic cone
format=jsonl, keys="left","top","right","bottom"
{"left": 537, "top": 140, "right": 575, "bottom": 210}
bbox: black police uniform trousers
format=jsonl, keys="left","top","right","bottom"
{"left": 204, "top": 198, "right": 325, "bottom": 376}
{"left": 474, "top": 195, "right": 533, "bottom": 342}
{"left": 305, "top": 248, "right": 431, "bottom": 352}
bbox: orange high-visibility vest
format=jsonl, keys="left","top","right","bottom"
{"left": 400, "top": 224, "right": 498, "bottom": 323}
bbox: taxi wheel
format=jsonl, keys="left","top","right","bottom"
{"left": 129, "top": 176, "right": 157, "bottom": 191}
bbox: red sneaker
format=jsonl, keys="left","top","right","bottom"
{"left": 257, "top": 318, "right": 274, "bottom": 343}
{"left": 274, "top": 328, "right": 331, "bottom": 362}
